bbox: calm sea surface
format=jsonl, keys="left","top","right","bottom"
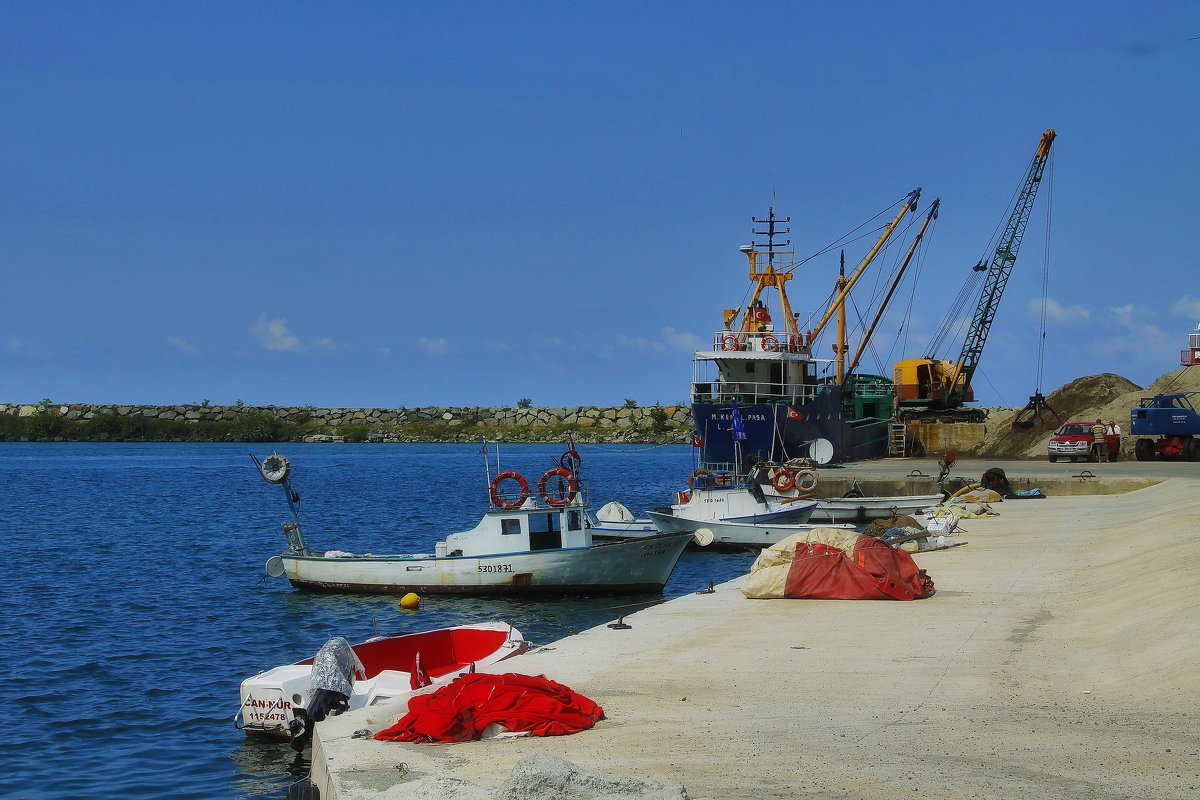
{"left": 0, "top": 442, "right": 754, "bottom": 800}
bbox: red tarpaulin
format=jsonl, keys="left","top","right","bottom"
{"left": 374, "top": 673, "right": 604, "bottom": 744}
{"left": 785, "top": 536, "right": 935, "bottom": 600}
{"left": 742, "top": 531, "right": 936, "bottom": 600}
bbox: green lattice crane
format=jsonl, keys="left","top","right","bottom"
{"left": 895, "top": 129, "right": 1056, "bottom": 421}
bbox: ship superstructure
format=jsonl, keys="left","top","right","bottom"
{"left": 690, "top": 193, "right": 922, "bottom": 466}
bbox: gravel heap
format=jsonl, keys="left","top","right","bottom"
{"left": 964, "top": 366, "right": 1200, "bottom": 460}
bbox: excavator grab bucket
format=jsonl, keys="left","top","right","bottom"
{"left": 1011, "top": 392, "right": 1062, "bottom": 431}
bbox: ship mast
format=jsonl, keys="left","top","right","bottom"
{"left": 732, "top": 208, "right": 801, "bottom": 341}
{"left": 806, "top": 188, "right": 922, "bottom": 383}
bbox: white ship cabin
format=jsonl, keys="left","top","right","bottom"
{"left": 691, "top": 319, "right": 831, "bottom": 407}
{"left": 438, "top": 501, "right": 591, "bottom": 557}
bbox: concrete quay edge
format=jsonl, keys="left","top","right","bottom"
{"left": 310, "top": 465, "right": 1200, "bottom": 800}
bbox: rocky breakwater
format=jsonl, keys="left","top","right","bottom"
{"left": 0, "top": 401, "right": 694, "bottom": 443}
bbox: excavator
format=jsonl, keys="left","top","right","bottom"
{"left": 894, "top": 129, "right": 1056, "bottom": 423}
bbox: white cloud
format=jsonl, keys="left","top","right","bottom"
{"left": 1172, "top": 295, "right": 1200, "bottom": 321}
{"left": 251, "top": 314, "right": 300, "bottom": 351}
{"left": 662, "top": 326, "right": 704, "bottom": 351}
{"left": 612, "top": 333, "right": 668, "bottom": 354}
{"left": 417, "top": 337, "right": 448, "bottom": 356}
{"left": 5, "top": 339, "right": 21, "bottom": 352}
{"left": 1088, "top": 304, "right": 1172, "bottom": 360}
{"left": 1028, "top": 297, "right": 1089, "bottom": 325}
{"left": 312, "top": 338, "right": 337, "bottom": 352}
{"left": 376, "top": 347, "right": 391, "bottom": 356}
{"left": 166, "top": 336, "right": 199, "bottom": 354}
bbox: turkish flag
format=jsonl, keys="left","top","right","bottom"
{"left": 787, "top": 407, "right": 804, "bottom": 420}
{"left": 410, "top": 652, "right": 431, "bottom": 690}
{"left": 692, "top": 434, "right": 704, "bottom": 447}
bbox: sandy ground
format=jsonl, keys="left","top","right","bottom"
{"left": 311, "top": 471, "right": 1200, "bottom": 800}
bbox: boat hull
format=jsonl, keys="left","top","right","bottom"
{"left": 280, "top": 532, "right": 694, "bottom": 595}
{"left": 691, "top": 386, "right": 891, "bottom": 465}
{"left": 238, "top": 622, "right": 526, "bottom": 739}
{"left": 647, "top": 511, "right": 854, "bottom": 550}
{"left": 809, "top": 495, "right": 943, "bottom": 524}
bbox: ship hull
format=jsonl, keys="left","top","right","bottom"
{"left": 691, "top": 386, "right": 890, "bottom": 465}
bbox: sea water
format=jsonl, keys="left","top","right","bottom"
{"left": 0, "top": 442, "right": 753, "bottom": 800}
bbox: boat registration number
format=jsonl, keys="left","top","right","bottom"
{"left": 479, "top": 564, "right": 514, "bottom": 573}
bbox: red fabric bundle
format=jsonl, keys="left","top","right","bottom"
{"left": 784, "top": 535, "right": 935, "bottom": 600}
{"left": 374, "top": 673, "right": 604, "bottom": 743}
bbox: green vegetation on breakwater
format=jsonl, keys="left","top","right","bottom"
{"left": 0, "top": 402, "right": 691, "bottom": 444}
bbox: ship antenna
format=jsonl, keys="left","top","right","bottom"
{"left": 752, "top": 207, "right": 791, "bottom": 269}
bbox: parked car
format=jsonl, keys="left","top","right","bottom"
{"left": 1047, "top": 422, "right": 1098, "bottom": 462}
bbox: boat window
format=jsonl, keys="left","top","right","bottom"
{"left": 501, "top": 518, "right": 521, "bottom": 535}
{"left": 567, "top": 510, "right": 582, "bottom": 531}
{"left": 528, "top": 513, "right": 562, "bottom": 551}
{"left": 528, "top": 513, "right": 559, "bottom": 534}
{"left": 744, "top": 362, "right": 754, "bottom": 374}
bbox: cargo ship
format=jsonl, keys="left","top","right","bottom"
{"left": 690, "top": 191, "right": 935, "bottom": 466}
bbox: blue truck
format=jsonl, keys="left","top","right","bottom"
{"left": 1130, "top": 392, "right": 1200, "bottom": 461}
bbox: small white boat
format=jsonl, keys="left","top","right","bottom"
{"left": 590, "top": 468, "right": 819, "bottom": 544}
{"left": 236, "top": 622, "right": 527, "bottom": 740}
{"left": 807, "top": 494, "right": 942, "bottom": 524}
{"left": 254, "top": 449, "right": 693, "bottom": 595}
{"left": 647, "top": 509, "right": 853, "bottom": 550}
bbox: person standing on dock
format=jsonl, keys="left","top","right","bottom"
{"left": 1091, "top": 419, "right": 1108, "bottom": 462}
{"left": 1105, "top": 420, "right": 1122, "bottom": 462}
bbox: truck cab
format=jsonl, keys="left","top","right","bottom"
{"left": 1047, "top": 421, "right": 1096, "bottom": 462}
{"left": 1131, "top": 393, "right": 1199, "bottom": 461}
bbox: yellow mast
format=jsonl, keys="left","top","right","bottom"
{"left": 835, "top": 254, "right": 848, "bottom": 383}
{"left": 729, "top": 209, "right": 800, "bottom": 341}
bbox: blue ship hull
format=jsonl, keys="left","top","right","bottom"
{"left": 691, "top": 386, "right": 890, "bottom": 465}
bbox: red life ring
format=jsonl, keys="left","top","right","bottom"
{"left": 760, "top": 335, "right": 779, "bottom": 352}
{"left": 721, "top": 334, "right": 739, "bottom": 351}
{"left": 771, "top": 468, "right": 795, "bottom": 493}
{"left": 490, "top": 471, "right": 529, "bottom": 510}
{"left": 687, "top": 468, "right": 712, "bottom": 490}
{"left": 537, "top": 467, "right": 578, "bottom": 506}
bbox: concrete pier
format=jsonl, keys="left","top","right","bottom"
{"left": 308, "top": 459, "right": 1200, "bottom": 800}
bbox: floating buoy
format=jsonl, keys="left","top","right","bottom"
{"left": 400, "top": 592, "right": 421, "bottom": 609}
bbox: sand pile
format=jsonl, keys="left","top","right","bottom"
{"left": 965, "top": 366, "right": 1200, "bottom": 459}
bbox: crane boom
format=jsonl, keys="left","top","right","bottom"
{"left": 945, "top": 129, "right": 1056, "bottom": 402}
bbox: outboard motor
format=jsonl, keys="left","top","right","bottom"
{"left": 289, "top": 637, "right": 365, "bottom": 751}
{"left": 981, "top": 467, "right": 1013, "bottom": 498}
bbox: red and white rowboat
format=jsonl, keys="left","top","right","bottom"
{"left": 236, "top": 621, "right": 527, "bottom": 739}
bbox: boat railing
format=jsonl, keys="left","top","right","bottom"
{"left": 690, "top": 380, "right": 822, "bottom": 406}
{"left": 709, "top": 332, "right": 811, "bottom": 356}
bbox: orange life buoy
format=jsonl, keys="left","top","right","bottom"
{"left": 490, "top": 471, "right": 529, "bottom": 510}
{"left": 760, "top": 335, "right": 779, "bottom": 352}
{"left": 771, "top": 468, "right": 795, "bottom": 493}
{"left": 537, "top": 467, "right": 578, "bottom": 506}
{"left": 687, "top": 468, "right": 712, "bottom": 490}
{"left": 795, "top": 469, "right": 818, "bottom": 492}
{"left": 721, "top": 334, "right": 739, "bottom": 351}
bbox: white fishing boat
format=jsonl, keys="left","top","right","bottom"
{"left": 807, "top": 494, "right": 942, "bottom": 524}
{"left": 589, "top": 467, "right": 819, "bottom": 543}
{"left": 254, "top": 448, "right": 693, "bottom": 595}
{"left": 646, "top": 509, "right": 854, "bottom": 550}
{"left": 236, "top": 622, "right": 527, "bottom": 742}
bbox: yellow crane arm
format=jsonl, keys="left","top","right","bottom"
{"left": 809, "top": 188, "right": 921, "bottom": 340}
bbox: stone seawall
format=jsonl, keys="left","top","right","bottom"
{"left": 0, "top": 401, "right": 695, "bottom": 443}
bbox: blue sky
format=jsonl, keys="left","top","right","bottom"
{"left": 2, "top": 2, "right": 1197, "bottom": 409}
